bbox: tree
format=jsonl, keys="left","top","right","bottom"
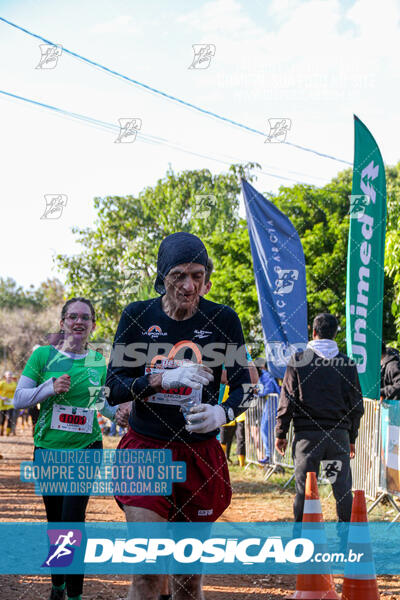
{"left": 268, "top": 169, "right": 396, "bottom": 348}
{"left": 56, "top": 163, "right": 259, "bottom": 339}
{"left": 0, "top": 277, "right": 65, "bottom": 311}
{"left": 0, "top": 278, "right": 65, "bottom": 373}
{"left": 206, "top": 220, "right": 262, "bottom": 352}
{"left": 0, "top": 305, "right": 61, "bottom": 374}
{"left": 0, "top": 277, "right": 31, "bottom": 310}
{"left": 383, "top": 161, "right": 400, "bottom": 346}
{"left": 56, "top": 162, "right": 399, "bottom": 352}
{"left": 32, "top": 278, "right": 65, "bottom": 308}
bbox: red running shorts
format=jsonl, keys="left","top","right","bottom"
{"left": 115, "top": 428, "right": 232, "bottom": 522}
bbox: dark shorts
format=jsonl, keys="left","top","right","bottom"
{"left": 115, "top": 428, "right": 232, "bottom": 522}
{"left": 219, "top": 423, "right": 236, "bottom": 444}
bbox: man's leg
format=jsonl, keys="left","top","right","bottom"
{"left": 10, "top": 408, "right": 18, "bottom": 434}
{"left": 170, "top": 438, "right": 230, "bottom": 599}
{"left": 236, "top": 421, "right": 246, "bottom": 467}
{"left": 159, "top": 574, "right": 170, "bottom": 599}
{"left": 124, "top": 505, "right": 166, "bottom": 600}
{"left": 325, "top": 430, "right": 353, "bottom": 522}
{"left": 5, "top": 409, "right": 12, "bottom": 435}
{"left": 293, "top": 432, "right": 324, "bottom": 522}
{"left": 170, "top": 575, "right": 204, "bottom": 600}
{"left": 220, "top": 424, "right": 235, "bottom": 461}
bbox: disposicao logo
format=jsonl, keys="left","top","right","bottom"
{"left": 42, "top": 529, "right": 82, "bottom": 568}
{"left": 84, "top": 536, "right": 314, "bottom": 565}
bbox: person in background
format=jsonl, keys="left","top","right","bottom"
{"left": 28, "top": 403, "right": 40, "bottom": 434}
{"left": 381, "top": 342, "right": 400, "bottom": 400}
{"left": 258, "top": 362, "right": 281, "bottom": 465}
{"left": 219, "top": 355, "right": 259, "bottom": 467}
{"left": 275, "top": 313, "right": 364, "bottom": 523}
{"left": 0, "top": 371, "right": 17, "bottom": 435}
{"left": 0, "top": 376, "right": 6, "bottom": 435}
{"left": 219, "top": 370, "right": 236, "bottom": 464}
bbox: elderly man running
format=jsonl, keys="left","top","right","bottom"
{"left": 106, "top": 232, "right": 252, "bottom": 600}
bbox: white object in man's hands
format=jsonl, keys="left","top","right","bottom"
{"left": 185, "top": 403, "right": 226, "bottom": 434}
{"left": 161, "top": 364, "right": 213, "bottom": 391}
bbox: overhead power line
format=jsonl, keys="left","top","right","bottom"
{"left": 0, "top": 16, "right": 352, "bottom": 166}
{"left": 0, "top": 89, "right": 326, "bottom": 185}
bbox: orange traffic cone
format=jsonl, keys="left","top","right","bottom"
{"left": 292, "top": 471, "right": 340, "bottom": 599}
{"left": 341, "top": 490, "right": 379, "bottom": 600}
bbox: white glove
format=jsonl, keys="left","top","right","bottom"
{"left": 161, "top": 364, "right": 213, "bottom": 391}
{"left": 185, "top": 403, "right": 226, "bottom": 434}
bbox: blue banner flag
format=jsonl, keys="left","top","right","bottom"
{"left": 242, "top": 179, "right": 308, "bottom": 378}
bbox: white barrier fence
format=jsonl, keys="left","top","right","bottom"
{"left": 245, "top": 395, "right": 384, "bottom": 500}
{"left": 244, "top": 394, "right": 279, "bottom": 466}
{"left": 351, "top": 398, "right": 381, "bottom": 500}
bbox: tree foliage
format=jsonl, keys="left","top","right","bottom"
{"left": 0, "top": 278, "right": 65, "bottom": 373}
{"left": 383, "top": 162, "right": 400, "bottom": 347}
{"left": 0, "top": 305, "right": 61, "bottom": 373}
{"left": 55, "top": 162, "right": 400, "bottom": 351}
{"left": 56, "top": 163, "right": 259, "bottom": 338}
{"left": 0, "top": 277, "right": 65, "bottom": 310}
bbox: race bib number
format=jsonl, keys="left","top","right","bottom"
{"left": 145, "top": 360, "right": 202, "bottom": 406}
{"left": 50, "top": 404, "right": 94, "bottom": 434}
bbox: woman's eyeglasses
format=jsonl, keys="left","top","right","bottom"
{"left": 65, "top": 313, "right": 93, "bottom": 322}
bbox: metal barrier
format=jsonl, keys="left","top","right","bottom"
{"left": 351, "top": 398, "right": 381, "bottom": 500}
{"left": 245, "top": 396, "right": 383, "bottom": 497}
{"left": 245, "top": 394, "right": 279, "bottom": 466}
{"left": 266, "top": 421, "right": 296, "bottom": 487}
{"left": 244, "top": 393, "right": 296, "bottom": 486}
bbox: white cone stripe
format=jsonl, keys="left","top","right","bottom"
{"left": 303, "top": 499, "right": 322, "bottom": 513}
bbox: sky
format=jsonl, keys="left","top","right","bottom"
{"left": 1, "top": 0, "right": 400, "bottom": 289}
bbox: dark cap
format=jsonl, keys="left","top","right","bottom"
{"left": 154, "top": 232, "right": 208, "bottom": 294}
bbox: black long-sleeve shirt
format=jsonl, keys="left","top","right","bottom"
{"left": 106, "top": 296, "right": 251, "bottom": 442}
{"left": 381, "top": 350, "right": 400, "bottom": 400}
{"left": 275, "top": 349, "right": 364, "bottom": 444}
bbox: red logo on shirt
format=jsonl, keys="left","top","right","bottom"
{"left": 146, "top": 325, "right": 167, "bottom": 339}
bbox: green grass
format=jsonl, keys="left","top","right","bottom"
{"left": 227, "top": 460, "right": 399, "bottom": 522}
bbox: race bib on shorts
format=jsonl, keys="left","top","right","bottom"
{"left": 1, "top": 397, "right": 13, "bottom": 409}
{"left": 145, "top": 359, "right": 202, "bottom": 406}
{"left": 50, "top": 404, "right": 94, "bottom": 434}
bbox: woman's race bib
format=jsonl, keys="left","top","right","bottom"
{"left": 50, "top": 404, "right": 94, "bottom": 434}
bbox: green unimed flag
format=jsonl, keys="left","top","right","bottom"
{"left": 346, "top": 115, "right": 386, "bottom": 400}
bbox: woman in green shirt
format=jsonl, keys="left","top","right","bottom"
{"left": 15, "top": 297, "right": 115, "bottom": 600}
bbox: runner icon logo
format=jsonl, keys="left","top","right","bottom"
{"left": 188, "top": 44, "right": 216, "bottom": 69}
{"left": 115, "top": 118, "right": 142, "bottom": 143}
{"left": 321, "top": 460, "right": 342, "bottom": 484}
{"left": 265, "top": 118, "right": 291, "bottom": 143}
{"left": 36, "top": 44, "right": 63, "bottom": 69}
{"left": 40, "top": 194, "right": 68, "bottom": 220}
{"left": 273, "top": 268, "right": 299, "bottom": 296}
{"left": 42, "top": 529, "right": 82, "bottom": 568}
